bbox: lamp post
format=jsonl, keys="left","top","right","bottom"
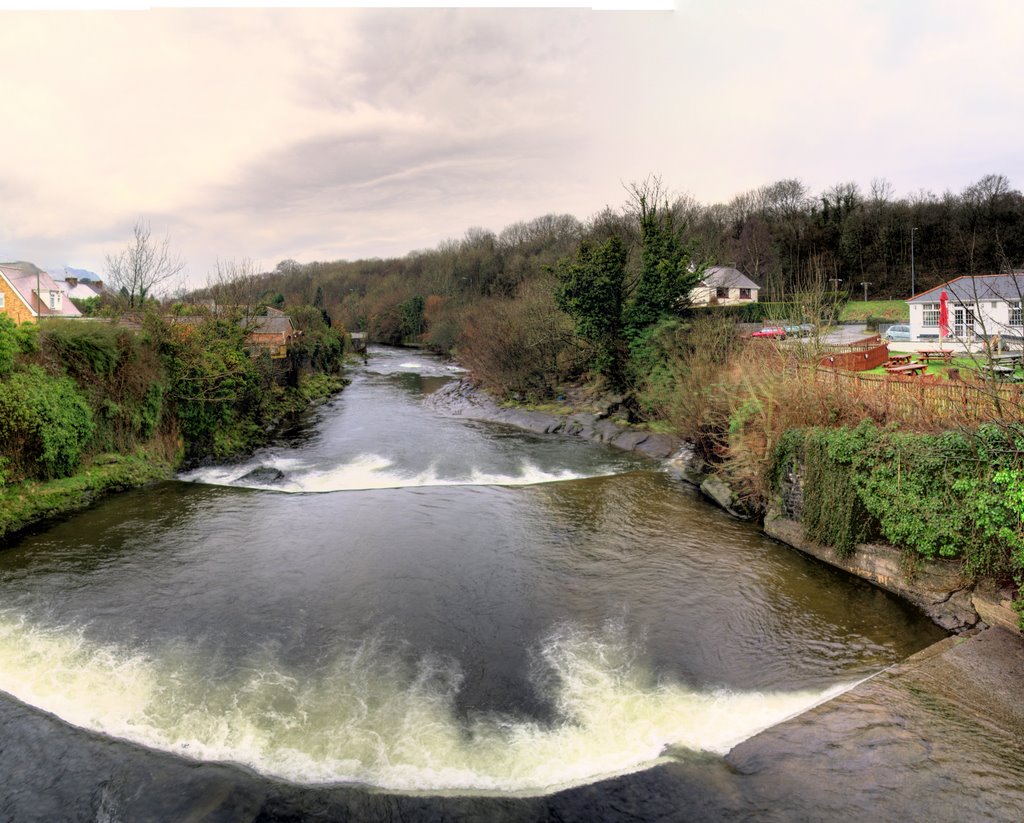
{"left": 910, "top": 226, "right": 917, "bottom": 297}
{"left": 860, "top": 281, "right": 871, "bottom": 302}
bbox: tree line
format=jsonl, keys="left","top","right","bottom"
{"left": 683, "top": 173, "right": 1024, "bottom": 299}
{"left": 250, "top": 171, "right": 1024, "bottom": 338}
{"left": 84, "top": 171, "right": 1014, "bottom": 403}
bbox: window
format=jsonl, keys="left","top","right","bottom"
{"left": 739, "top": 288, "right": 751, "bottom": 300}
{"left": 49, "top": 290, "right": 59, "bottom": 310}
{"left": 1011, "top": 301, "right": 1022, "bottom": 327}
{"left": 0, "top": 291, "right": 4, "bottom": 308}
{"left": 716, "top": 287, "right": 729, "bottom": 299}
{"left": 922, "top": 303, "right": 939, "bottom": 327}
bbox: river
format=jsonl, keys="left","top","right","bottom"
{"left": 0, "top": 346, "right": 1019, "bottom": 821}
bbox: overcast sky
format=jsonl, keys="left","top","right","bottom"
{"left": 1, "top": 1, "right": 1022, "bottom": 288}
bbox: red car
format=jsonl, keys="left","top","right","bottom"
{"left": 751, "top": 326, "right": 786, "bottom": 340}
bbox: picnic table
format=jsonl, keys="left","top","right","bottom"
{"left": 885, "top": 362, "right": 927, "bottom": 376}
{"left": 886, "top": 353, "right": 913, "bottom": 365}
{"left": 917, "top": 349, "right": 954, "bottom": 364}
{"left": 991, "top": 352, "right": 1024, "bottom": 365}
{"left": 981, "top": 364, "right": 1017, "bottom": 380}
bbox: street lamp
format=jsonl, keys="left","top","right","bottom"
{"left": 910, "top": 226, "right": 917, "bottom": 297}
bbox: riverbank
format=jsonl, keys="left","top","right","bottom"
{"left": 425, "top": 379, "right": 684, "bottom": 459}
{"left": 0, "top": 453, "right": 174, "bottom": 543}
{"left": 0, "top": 372, "right": 350, "bottom": 546}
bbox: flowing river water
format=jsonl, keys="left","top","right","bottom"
{"left": 0, "top": 346, "right": 1021, "bottom": 821}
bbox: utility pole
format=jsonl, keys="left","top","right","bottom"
{"left": 860, "top": 281, "right": 870, "bottom": 302}
{"left": 910, "top": 226, "right": 917, "bottom": 297}
{"left": 829, "top": 277, "right": 843, "bottom": 292}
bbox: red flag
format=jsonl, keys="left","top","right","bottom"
{"left": 938, "top": 290, "right": 949, "bottom": 338}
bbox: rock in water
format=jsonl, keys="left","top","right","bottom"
{"left": 237, "top": 466, "right": 286, "bottom": 485}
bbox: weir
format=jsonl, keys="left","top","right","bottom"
{"left": 0, "top": 615, "right": 855, "bottom": 795}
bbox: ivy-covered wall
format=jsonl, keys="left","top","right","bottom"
{"left": 770, "top": 421, "right": 1024, "bottom": 604}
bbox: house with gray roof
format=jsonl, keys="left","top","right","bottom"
{"left": 247, "top": 314, "right": 300, "bottom": 359}
{"left": 907, "top": 274, "right": 1024, "bottom": 342}
{"left": 690, "top": 266, "right": 760, "bottom": 306}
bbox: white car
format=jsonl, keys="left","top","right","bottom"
{"left": 883, "top": 324, "right": 912, "bottom": 342}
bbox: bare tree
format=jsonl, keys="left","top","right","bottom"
{"left": 206, "top": 258, "right": 266, "bottom": 330}
{"left": 105, "top": 218, "right": 185, "bottom": 308}
{"left": 869, "top": 177, "right": 895, "bottom": 205}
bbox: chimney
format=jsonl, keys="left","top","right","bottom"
{"left": 65, "top": 276, "right": 78, "bottom": 288}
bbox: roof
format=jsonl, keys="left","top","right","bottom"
{"left": 0, "top": 264, "right": 82, "bottom": 317}
{"left": 908, "top": 274, "right": 1024, "bottom": 304}
{"left": 54, "top": 279, "right": 105, "bottom": 300}
{"left": 0, "top": 267, "right": 35, "bottom": 314}
{"left": 249, "top": 315, "right": 294, "bottom": 335}
{"left": 700, "top": 266, "right": 760, "bottom": 291}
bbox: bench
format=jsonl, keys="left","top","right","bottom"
{"left": 918, "top": 350, "right": 954, "bottom": 364}
{"left": 981, "top": 364, "right": 1017, "bottom": 380}
{"left": 885, "top": 362, "right": 927, "bottom": 376}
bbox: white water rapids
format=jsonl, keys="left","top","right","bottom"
{"left": 179, "top": 453, "right": 626, "bottom": 493}
{"left": 0, "top": 614, "right": 851, "bottom": 795}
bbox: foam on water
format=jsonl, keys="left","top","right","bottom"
{"left": 0, "top": 616, "right": 854, "bottom": 795}
{"left": 364, "top": 358, "right": 466, "bottom": 378}
{"left": 180, "top": 453, "right": 621, "bottom": 493}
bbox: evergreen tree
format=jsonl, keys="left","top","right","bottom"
{"left": 625, "top": 192, "right": 703, "bottom": 335}
{"left": 554, "top": 237, "right": 627, "bottom": 386}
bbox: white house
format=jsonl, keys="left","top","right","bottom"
{"left": 690, "top": 266, "right": 760, "bottom": 306}
{"left": 908, "top": 274, "right": 1024, "bottom": 342}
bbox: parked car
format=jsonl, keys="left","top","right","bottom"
{"left": 883, "top": 324, "right": 912, "bottom": 342}
{"left": 751, "top": 326, "right": 786, "bottom": 340}
{"left": 783, "top": 323, "right": 815, "bottom": 337}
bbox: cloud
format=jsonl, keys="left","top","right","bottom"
{"left": 0, "top": 4, "right": 1021, "bottom": 283}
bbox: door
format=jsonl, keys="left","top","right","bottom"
{"left": 954, "top": 305, "right": 977, "bottom": 339}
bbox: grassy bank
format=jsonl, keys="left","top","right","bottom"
{"left": 0, "top": 452, "right": 174, "bottom": 543}
{"left": 840, "top": 299, "right": 908, "bottom": 324}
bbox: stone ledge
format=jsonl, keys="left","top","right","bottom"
{"left": 763, "top": 514, "right": 982, "bottom": 633}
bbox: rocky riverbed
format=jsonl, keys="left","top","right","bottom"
{"left": 424, "top": 379, "right": 684, "bottom": 459}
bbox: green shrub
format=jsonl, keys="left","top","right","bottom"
{"left": 0, "top": 315, "right": 38, "bottom": 376}
{"left": 800, "top": 428, "right": 873, "bottom": 557}
{"left": 0, "top": 365, "right": 95, "bottom": 481}
{"left": 773, "top": 422, "right": 1024, "bottom": 580}
{"left": 42, "top": 320, "right": 122, "bottom": 378}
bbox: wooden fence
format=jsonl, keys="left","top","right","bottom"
{"left": 809, "top": 366, "right": 1024, "bottom": 426}
{"left": 819, "top": 342, "right": 890, "bottom": 372}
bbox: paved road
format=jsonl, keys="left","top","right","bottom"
{"left": 821, "top": 324, "right": 869, "bottom": 344}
